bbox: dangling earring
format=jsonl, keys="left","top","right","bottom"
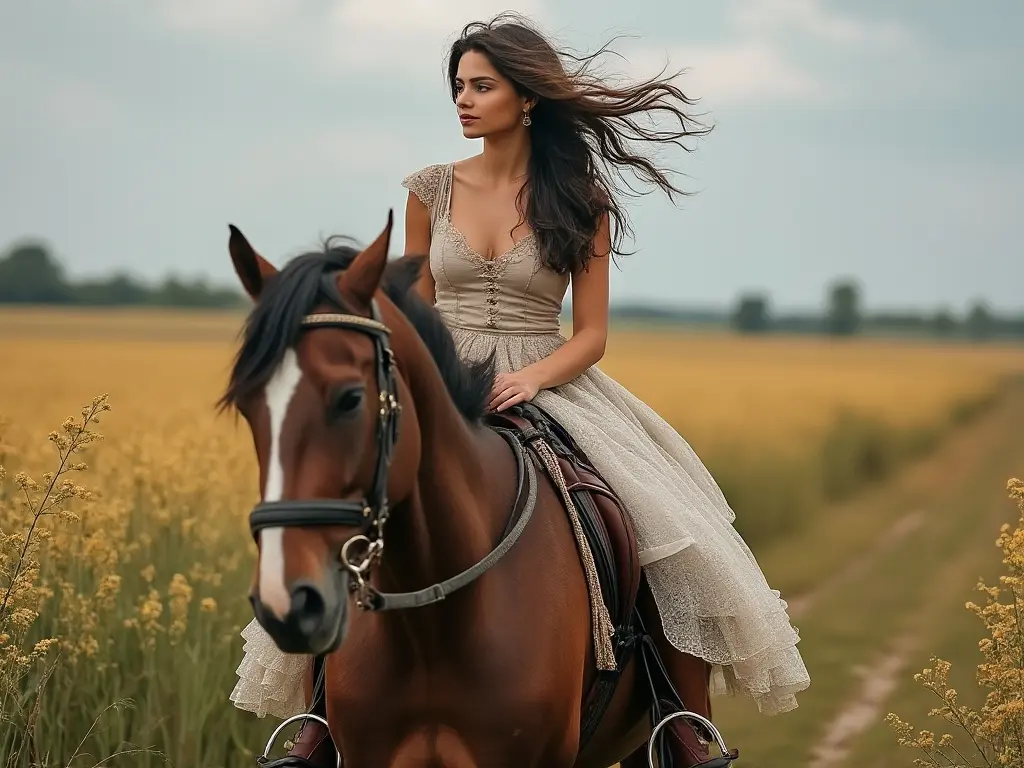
{"left": 522, "top": 108, "right": 532, "bottom": 127}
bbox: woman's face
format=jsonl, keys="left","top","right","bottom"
{"left": 454, "top": 50, "right": 530, "bottom": 140}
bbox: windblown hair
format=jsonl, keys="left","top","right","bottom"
{"left": 447, "top": 12, "right": 712, "bottom": 275}
{"left": 219, "top": 240, "right": 494, "bottom": 422}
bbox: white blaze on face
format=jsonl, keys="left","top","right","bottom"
{"left": 258, "top": 349, "right": 304, "bottom": 620}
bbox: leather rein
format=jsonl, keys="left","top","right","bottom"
{"left": 246, "top": 300, "right": 539, "bottom": 613}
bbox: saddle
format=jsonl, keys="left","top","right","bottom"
{"left": 485, "top": 402, "right": 703, "bottom": 762}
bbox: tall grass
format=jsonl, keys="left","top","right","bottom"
{"left": 707, "top": 383, "right": 1006, "bottom": 545}
{"left": 0, "top": 397, "right": 273, "bottom": 767}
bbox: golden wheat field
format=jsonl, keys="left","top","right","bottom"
{"left": 2, "top": 306, "right": 1024, "bottom": 767}
{"left": 4, "top": 307, "right": 1024, "bottom": 451}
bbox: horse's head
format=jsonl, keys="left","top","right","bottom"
{"left": 223, "top": 212, "right": 419, "bottom": 656}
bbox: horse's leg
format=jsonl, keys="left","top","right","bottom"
{"left": 635, "top": 575, "right": 721, "bottom": 768}
{"left": 279, "top": 656, "right": 340, "bottom": 768}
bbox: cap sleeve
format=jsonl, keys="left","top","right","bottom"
{"left": 401, "top": 163, "right": 447, "bottom": 213}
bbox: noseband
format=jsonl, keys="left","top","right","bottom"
{"left": 248, "top": 300, "right": 401, "bottom": 606}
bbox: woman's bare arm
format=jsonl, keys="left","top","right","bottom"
{"left": 404, "top": 190, "right": 436, "bottom": 305}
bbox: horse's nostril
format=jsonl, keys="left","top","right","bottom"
{"left": 290, "top": 584, "right": 326, "bottom": 636}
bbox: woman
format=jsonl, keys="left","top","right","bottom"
{"left": 232, "top": 13, "right": 810, "bottom": 767}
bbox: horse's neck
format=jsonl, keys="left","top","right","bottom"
{"left": 376, "top": 350, "right": 506, "bottom": 600}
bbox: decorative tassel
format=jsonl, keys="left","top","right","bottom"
{"left": 533, "top": 441, "right": 617, "bottom": 671}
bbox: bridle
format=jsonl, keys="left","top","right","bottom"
{"left": 246, "top": 298, "right": 540, "bottom": 615}
{"left": 248, "top": 300, "right": 401, "bottom": 609}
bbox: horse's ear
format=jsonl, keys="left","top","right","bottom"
{"left": 339, "top": 210, "right": 393, "bottom": 308}
{"left": 228, "top": 224, "right": 278, "bottom": 299}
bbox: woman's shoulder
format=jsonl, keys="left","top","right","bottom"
{"left": 401, "top": 161, "right": 453, "bottom": 210}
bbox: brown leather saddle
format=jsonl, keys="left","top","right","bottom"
{"left": 485, "top": 402, "right": 702, "bottom": 764}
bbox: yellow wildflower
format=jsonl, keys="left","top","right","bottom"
{"left": 887, "top": 478, "right": 1024, "bottom": 766}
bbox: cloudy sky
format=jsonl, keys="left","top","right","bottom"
{"left": 1, "top": 1, "right": 1021, "bottom": 312}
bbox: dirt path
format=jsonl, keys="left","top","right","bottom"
{"left": 787, "top": 509, "right": 925, "bottom": 620}
{"left": 703, "top": 383, "right": 1024, "bottom": 768}
{"left": 805, "top": 633, "right": 919, "bottom": 768}
{"left": 799, "top": 386, "right": 1024, "bottom": 768}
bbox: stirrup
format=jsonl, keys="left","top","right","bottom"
{"left": 256, "top": 713, "right": 340, "bottom": 768}
{"left": 647, "top": 711, "right": 739, "bottom": 768}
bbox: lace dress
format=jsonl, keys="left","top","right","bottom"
{"left": 229, "top": 162, "right": 810, "bottom": 720}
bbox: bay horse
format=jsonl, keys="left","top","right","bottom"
{"left": 221, "top": 213, "right": 737, "bottom": 768}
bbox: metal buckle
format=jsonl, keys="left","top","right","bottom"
{"left": 340, "top": 534, "right": 383, "bottom": 610}
{"left": 340, "top": 534, "right": 379, "bottom": 575}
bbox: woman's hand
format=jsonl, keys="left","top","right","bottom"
{"left": 488, "top": 370, "right": 542, "bottom": 412}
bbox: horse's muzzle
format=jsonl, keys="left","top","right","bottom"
{"left": 250, "top": 569, "right": 350, "bottom": 656}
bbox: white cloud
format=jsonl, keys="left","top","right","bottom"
{"left": 625, "top": 40, "right": 824, "bottom": 106}
{"left": 327, "top": 0, "right": 546, "bottom": 41}
{"left": 625, "top": 0, "right": 923, "bottom": 108}
{"left": 320, "top": 0, "right": 545, "bottom": 75}
{"left": 138, "top": 0, "right": 549, "bottom": 79}
{"left": 132, "top": 0, "right": 929, "bottom": 108}
{"left": 729, "top": 0, "right": 915, "bottom": 49}
{"left": 150, "top": 0, "right": 299, "bottom": 39}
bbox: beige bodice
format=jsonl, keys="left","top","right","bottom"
{"left": 401, "top": 163, "right": 569, "bottom": 336}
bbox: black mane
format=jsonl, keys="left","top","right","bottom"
{"left": 219, "top": 237, "right": 495, "bottom": 422}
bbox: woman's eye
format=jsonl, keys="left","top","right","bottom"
{"left": 328, "top": 385, "right": 364, "bottom": 422}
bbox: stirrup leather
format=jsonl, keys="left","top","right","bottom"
{"left": 632, "top": 608, "right": 738, "bottom": 768}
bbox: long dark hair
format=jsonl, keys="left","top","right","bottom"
{"left": 446, "top": 13, "right": 712, "bottom": 275}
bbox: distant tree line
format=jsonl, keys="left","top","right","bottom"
{"left": 3, "top": 240, "right": 1021, "bottom": 340}
{"left": 600, "top": 278, "right": 1022, "bottom": 342}
{"left": 0, "top": 240, "right": 246, "bottom": 308}
{"left": 728, "top": 280, "right": 1024, "bottom": 342}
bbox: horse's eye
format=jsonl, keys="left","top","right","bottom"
{"left": 328, "top": 385, "right": 364, "bottom": 422}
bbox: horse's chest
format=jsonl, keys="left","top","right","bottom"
{"left": 333, "top": 662, "right": 533, "bottom": 719}
{"left": 330, "top": 688, "right": 546, "bottom": 767}
{"left": 328, "top": 660, "right": 553, "bottom": 766}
